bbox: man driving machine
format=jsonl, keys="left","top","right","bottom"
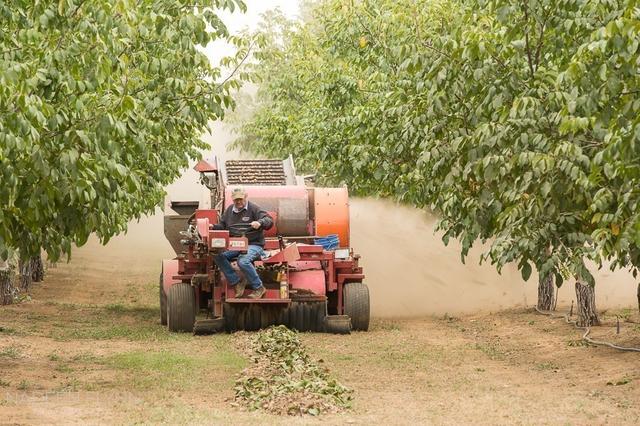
{"left": 212, "top": 188, "right": 274, "bottom": 299}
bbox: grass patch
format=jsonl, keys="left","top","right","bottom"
{"left": 0, "top": 346, "right": 21, "bottom": 359}
{"left": 103, "top": 303, "right": 157, "bottom": 320}
{"left": 103, "top": 342, "right": 245, "bottom": 391}
{"left": 0, "top": 326, "right": 23, "bottom": 336}
{"left": 54, "top": 364, "right": 74, "bottom": 373}
{"left": 70, "top": 352, "right": 100, "bottom": 363}
{"left": 0, "top": 378, "right": 10, "bottom": 387}
{"left": 535, "top": 361, "right": 560, "bottom": 371}
{"left": 616, "top": 308, "right": 636, "bottom": 322}
{"left": 53, "top": 323, "right": 185, "bottom": 341}
{"left": 474, "top": 341, "right": 506, "bottom": 360}
{"left": 107, "top": 350, "right": 200, "bottom": 372}
{"left": 371, "top": 319, "right": 401, "bottom": 332}
{"left": 55, "top": 378, "right": 81, "bottom": 392}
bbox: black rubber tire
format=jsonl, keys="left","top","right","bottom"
{"left": 277, "top": 307, "right": 287, "bottom": 326}
{"left": 313, "top": 302, "right": 326, "bottom": 332}
{"left": 167, "top": 283, "right": 196, "bottom": 332}
{"left": 288, "top": 303, "right": 301, "bottom": 331}
{"left": 303, "top": 303, "right": 313, "bottom": 331}
{"left": 239, "top": 306, "right": 248, "bottom": 331}
{"left": 344, "top": 282, "right": 370, "bottom": 331}
{"left": 159, "top": 273, "right": 167, "bottom": 326}
{"left": 223, "top": 303, "right": 236, "bottom": 332}
{"left": 247, "top": 305, "right": 260, "bottom": 331}
{"left": 325, "top": 315, "right": 351, "bottom": 334}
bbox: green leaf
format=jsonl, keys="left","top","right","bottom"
{"left": 554, "top": 273, "right": 563, "bottom": 288}
{"left": 521, "top": 262, "right": 532, "bottom": 281}
{"left": 58, "top": 0, "right": 67, "bottom": 16}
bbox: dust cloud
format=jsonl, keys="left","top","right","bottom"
{"left": 351, "top": 198, "right": 638, "bottom": 317}
{"left": 68, "top": 121, "right": 638, "bottom": 317}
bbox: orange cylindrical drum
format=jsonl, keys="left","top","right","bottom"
{"left": 313, "top": 187, "right": 350, "bottom": 248}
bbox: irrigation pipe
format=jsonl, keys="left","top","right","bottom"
{"left": 534, "top": 306, "right": 640, "bottom": 353}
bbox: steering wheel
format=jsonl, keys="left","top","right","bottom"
{"left": 228, "top": 222, "right": 259, "bottom": 237}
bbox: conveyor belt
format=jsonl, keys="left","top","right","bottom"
{"left": 225, "top": 160, "right": 287, "bottom": 185}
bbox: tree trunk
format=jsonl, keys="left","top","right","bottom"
{"left": 0, "top": 260, "right": 16, "bottom": 305}
{"left": 18, "top": 259, "right": 32, "bottom": 291}
{"left": 537, "top": 274, "right": 554, "bottom": 311}
{"left": 575, "top": 281, "right": 600, "bottom": 327}
{"left": 30, "top": 255, "right": 44, "bottom": 282}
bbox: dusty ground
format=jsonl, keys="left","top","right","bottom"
{"left": 1, "top": 237, "right": 640, "bottom": 425}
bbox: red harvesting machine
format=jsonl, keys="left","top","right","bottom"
{"left": 160, "top": 156, "right": 369, "bottom": 334}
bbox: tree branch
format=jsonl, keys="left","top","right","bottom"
{"left": 533, "top": 6, "right": 551, "bottom": 70}
{"left": 216, "top": 39, "right": 255, "bottom": 91}
{"left": 522, "top": 1, "right": 535, "bottom": 79}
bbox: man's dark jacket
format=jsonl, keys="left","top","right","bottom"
{"left": 213, "top": 201, "right": 273, "bottom": 247}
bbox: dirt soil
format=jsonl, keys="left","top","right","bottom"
{"left": 1, "top": 228, "right": 640, "bottom": 425}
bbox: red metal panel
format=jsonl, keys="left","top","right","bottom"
{"left": 210, "top": 230, "right": 229, "bottom": 241}
{"left": 228, "top": 237, "right": 249, "bottom": 252}
{"left": 193, "top": 158, "right": 218, "bottom": 172}
{"left": 195, "top": 209, "right": 218, "bottom": 224}
{"left": 288, "top": 261, "right": 322, "bottom": 271}
{"left": 264, "top": 239, "right": 280, "bottom": 250}
{"left": 263, "top": 243, "right": 300, "bottom": 264}
{"left": 162, "top": 259, "right": 180, "bottom": 294}
{"left": 290, "top": 270, "right": 326, "bottom": 296}
{"left": 196, "top": 218, "right": 209, "bottom": 242}
{"left": 225, "top": 297, "right": 291, "bottom": 304}
{"left": 297, "top": 245, "right": 324, "bottom": 253}
{"left": 337, "top": 273, "right": 365, "bottom": 284}
{"left": 225, "top": 288, "right": 290, "bottom": 303}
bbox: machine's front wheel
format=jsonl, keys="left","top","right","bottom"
{"left": 167, "top": 283, "right": 195, "bottom": 332}
{"left": 159, "top": 273, "right": 167, "bottom": 326}
{"left": 344, "top": 282, "right": 370, "bottom": 331}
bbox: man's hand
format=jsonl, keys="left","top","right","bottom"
{"left": 250, "top": 221, "right": 261, "bottom": 229}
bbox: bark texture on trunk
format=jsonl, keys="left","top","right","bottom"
{"left": 18, "top": 259, "right": 32, "bottom": 292}
{"left": 575, "top": 281, "right": 600, "bottom": 327}
{"left": 0, "top": 261, "right": 16, "bottom": 305}
{"left": 30, "top": 255, "right": 44, "bottom": 282}
{"left": 537, "top": 274, "right": 555, "bottom": 310}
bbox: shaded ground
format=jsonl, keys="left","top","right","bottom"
{"left": 1, "top": 242, "right": 639, "bottom": 424}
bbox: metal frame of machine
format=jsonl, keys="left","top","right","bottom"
{"left": 160, "top": 156, "right": 370, "bottom": 334}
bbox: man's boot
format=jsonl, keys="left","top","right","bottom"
{"left": 234, "top": 278, "right": 247, "bottom": 298}
{"left": 247, "top": 286, "right": 266, "bottom": 299}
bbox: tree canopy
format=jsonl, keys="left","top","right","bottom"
{"left": 0, "top": 0, "right": 247, "bottom": 261}
{"left": 236, "top": 0, "right": 640, "bottom": 304}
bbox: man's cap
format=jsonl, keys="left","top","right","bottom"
{"left": 231, "top": 188, "right": 247, "bottom": 200}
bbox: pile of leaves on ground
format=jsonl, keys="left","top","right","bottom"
{"left": 234, "top": 325, "right": 353, "bottom": 416}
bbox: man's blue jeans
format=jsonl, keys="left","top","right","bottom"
{"left": 214, "top": 245, "right": 265, "bottom": 290}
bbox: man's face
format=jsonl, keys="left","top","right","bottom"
{"left": 233, "top": 196, "right": 246, "bottom": 210}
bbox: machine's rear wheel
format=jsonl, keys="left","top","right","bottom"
{"left": 167, "top": 283, "right": 195, "bottom": 332}
{"left": 159, "top": 273, "right": 167, "bottom": 326}
{"left": 344, "top": 282, "right": 370, "bottom": 331}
